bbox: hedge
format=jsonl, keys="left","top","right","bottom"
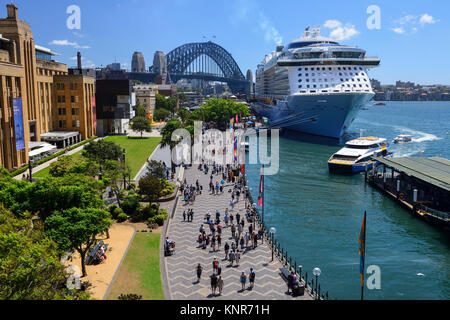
{"left": 10, "top": 136, "right": 98, "bottom": 177}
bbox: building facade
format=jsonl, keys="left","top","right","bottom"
{"left": 0, "top": 4, "right": 96, "bottom": 171}
{"left": 134, "top": 84, "right": 156, "bottom": 114}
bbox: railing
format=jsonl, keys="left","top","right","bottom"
{"left": 417, "top": 204, "right": 450, "bottom": 222}
{"left": 242, "top": 174, "right": 330, "bottom": 300}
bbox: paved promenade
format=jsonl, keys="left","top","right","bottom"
{"left": 164, "top": 165, "right": 313, "bottom": 300}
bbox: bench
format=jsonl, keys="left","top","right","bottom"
{"left": 86, "top": 240, "right": 109, "bottom": 265}
{"left": 279, "top": 267, "right": 305, "bottom": 296}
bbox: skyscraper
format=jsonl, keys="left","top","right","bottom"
{"left": 131, "top": 51, "right": 145, "bottom": 72}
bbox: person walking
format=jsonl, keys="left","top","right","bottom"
{"left": 218, "top": 275, "right": 224, "bottom": 295}
{"left": 245, "top": 232, "right": 250, "bottom": 248}
{"left": 231, "top": 224, "right": 236, "bottom": 239}
{"left": 217, "top": 265, "right": 222, "bottom": 276}
{"left": 240, "top": 236, "right": 245, "bottom": 251}
{"left": 211, "top": 235, "right": 216, "bottom": 252}
{"left": 229, "top": 250, "right": 235, "bottom": 266}
{"left": 224, "top": 242, "right": 230, "bottom": 260}
{"left": 249, "top": 268, "right": 256, "bottom": 288}
{"left": 236, "top": 213, "right": 241, "bottom": 225}
{"left": 211, "top": 273, "right": 218, "bottom": 296}
{"left": 240, "top": 271, "right": 247, "bottom": 291}
{"left": 183, "top": 211, "right": 186, "bottom": 222}
{"left": 196, "top": 263, "right": 203, "bottom": 282}
{"left": 212, "top": 257, "right": 219, "bottom": 273}
{"left": 217, "top": 234, "right": 221, "bottom": 249}
{"left": 229, "top": 212, "right": 234, "bottom": 225}
{"left": 235, "top": 250, "right": 241, "bottom": 266}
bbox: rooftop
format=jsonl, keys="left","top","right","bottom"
{"left": 374, "top": 157, "right": 450, "bottom": 192}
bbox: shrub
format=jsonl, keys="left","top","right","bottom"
{"left": 121, "top": 195, "right": 140, "bottom": 216}
{"left": 141, "top": 204, "right": 158, "bottom": 221}
{"left": 146, "top": 221, "right": 159, "bottom": 230}
{"left": 148, "top": 214, "right": 167, "bottom": 226}
{"left": 113, "top": 207, "right": 124, "bottom": 220}
{"left": 117, "top": 212, "right": 128, "bottom": 222}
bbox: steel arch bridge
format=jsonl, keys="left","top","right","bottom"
{"left": 149, "top": 41, "right": 250, "bottom": 94}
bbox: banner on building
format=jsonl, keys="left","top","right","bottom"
{"left": 13, "top": 98, "right": 25, "bottom": 151}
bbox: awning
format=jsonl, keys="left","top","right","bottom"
{"left": 29, "top": 143, "right": 57, "bottom": 157}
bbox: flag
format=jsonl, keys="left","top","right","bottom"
{"left": 358, "top": 211, "right": 367, "bottom": 288}
{"left": 233, "top": 137, "right": 238, "bottom": 162}
{"left": 235, "top": 114, "right": 238, "bottom": 123}
{"left": 241, "top": 150, "right": 245, "bottom": 175}
{"left": 257, "top": 166, "right": 264, "bottom": 207}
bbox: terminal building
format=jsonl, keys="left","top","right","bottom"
{"left": 0, "top": 4, "right": 96, "bottom": 171}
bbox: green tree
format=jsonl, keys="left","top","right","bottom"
{"left": 135, "top": 105, "right": 147, "bottom": 117}
{"left": 160, "top": 118, "right": 183, "bottom": 173}
{"left": 131, "top": 116, "right": 152, "bottom": 138}
{"left": 138, "top": 174, "right": 163, "bottom": 203}
{"left": 82, "top": 140, "right": 123, "bottom": 162}
{"left": 153, "top": 108, "right": 171, "bottom": 122}
{"left": 146, "top": 160, "right": 166, "bottom": 179}
{"left": 46, "top": 207, "right": 112, "bottom": 277}
{"left": 191, "top": 98, "right": 250, "bottom": 129}
{"left": 0, "top": 206, "right": 89, "bottom": 300}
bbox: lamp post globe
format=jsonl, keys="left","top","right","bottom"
{"left": 313, "top": 267, "right": 321, "bottom": 300}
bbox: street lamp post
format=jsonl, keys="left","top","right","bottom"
{"left": 270, "top": 227, "right": 276, "bottom": 262}
{"left": 313, "top": 267, "right": 321, "bottom": 300}
{"left": 122, "top": 149, "right": 126, "bottom": 190}
{"left": 28, "top": 158, "right": 33, "bottom": 182}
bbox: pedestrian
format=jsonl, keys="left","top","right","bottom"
{"left": 240, "top": 236, "right": 245, "bottom": 250}
{"left": 211, "top": 236, "right": 216, "bottom": 252}
{"left": 254, "top": 232, "right": 258, "bottom": 248}
{"left": 229, "top": 250, "right": 235, "bottom": 266}
{"left": 287, "top": 271, "right": 294, "bottom": 294}
{"left": 211, "top": 273, "right": 218, "bottom": 296}
{"left": 235, "top": 251, "right": 241, "bottom": 266}
{"left": 236, "top": 213, "right": 240, "bottom": 225}
{"left": 231, "top": 224, "right": 236, "bottom": 239}
{"left": 224, "top": 242, "right": 230, "bottom": 259}
{"left": 224, "top": 214, "right": 229, "bottom": 226}
{"left": 196, "top": 263, "right": 203, "bottom": 282}
{"left": 249, "top": 224, "right": 253, "bottom": 235}
{"left": 230, "top": 199, "right": 235, "bottom": 210}
{"left": 213, "top": 257, "right": 219, "bottom": 273}
{"left": 218, "top": 275, "right": 224, "bottom": 295}
{"left": 217, "top": 234, "right": 221, "bottom": 248}
{"left": 240, "top": 271, "right": 247, "bottom": 291}
{"left": 249, "top": 268, "right": 256, "bottom": 288}
{"left": 217, "top": 265, "right": 222, "bottom": 276}
{"left": 183, "top": 211, "right": 186, "bottom": 222}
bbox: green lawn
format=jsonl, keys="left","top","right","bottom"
{"left": 33, "top": 151, "right": 83, "bottom": 178}
{"left": 107, "top": 232, "right": 164, "bottom": 300}
{"left": 104, "top": 136, "right": 161, "bottom": 178}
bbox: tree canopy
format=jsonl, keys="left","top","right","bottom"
{"left": 191, "top": 98, "right": 250, "bottom": 129}
{"left": 82, "top": 140, "right": 123, "bottom": 163}
{"left": 45, "top": 207, "right": 112, "bottom": 277}
{"left": 131, "top": 116, "right": 152, "bottom": 138}
{"left": 138, "top": 174, "right": 163, "bottom": 203}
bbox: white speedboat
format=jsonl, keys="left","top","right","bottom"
{"left": 393, "top": 134, "right": 412, "bottom": 143}
{"left": 328, "top": 137, "right": 392, "bottom": 173}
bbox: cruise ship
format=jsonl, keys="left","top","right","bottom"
{"left": 254, "top": 26, "right": 380, "bottom": 138}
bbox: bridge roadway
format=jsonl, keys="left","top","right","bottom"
{"left": 163, "top": 164, "right": 313, "bottom": 300}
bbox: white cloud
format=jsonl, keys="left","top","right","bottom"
{"left": 324, "top": 20, "right": 342, "bottom": 29}
{"left": 50, "top": 40, "right": 77, "bottom": 46}
{"left": 49, "top": 40, "right": 90, "bottom": 49}
{"left": 391, "top": 27, "right": 405, "bottom": 34}
{"left": 419, "top": 14, "right": 436, "bottom": 25}
{"left": 258, "top": 12, "right": 283, "bottom": 45}
{"left": 391, "top": 13, "right": 438, "bottom": 35}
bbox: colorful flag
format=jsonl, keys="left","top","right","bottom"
{"left": 358, "top": 211, "right": 367, "bottom": 288}
{"left": 233, "top": 137, "right": 238, "bottom": 162}
{"left": 241, "top": 150, "right": 245, "bottom": 175}
{"left": 257, "top": 166, "right": 264, "bottom": 207}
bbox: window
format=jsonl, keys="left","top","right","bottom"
{"left": 313, "top": 84, "right": 317, "bottom": 88}
{"left": 307, "top": 85, "right": 310, "bottom": 88}
{"left": 305, "top": 73, "right": 309, "bottom": 76}
{"left": 312, "top": 73, "right": 315, "bottom": 76}
{"left": 72, "top": 120, "right": 77, "bottom": 128}
{"left": 305, "top": 68, "right": 308, "bottom": 71}
{"left": 58, "top": 108, "right": 66, "bottom": 115}
{"left": 70, "top": 83, "right": 78, "bottom": 90}
{"left": 71, "top": 108, "right": 79, "bottom": 115}
{"left": 306, "top": 79, "right": 309, "bottom": 82}
{"left": 59, "top": 120, "right": 67, "bottom": 129}
{"left": 298, "top": 85, "right": 302, "bottom": 88}
{"left": 71, "top": 96, "right": 75, "bottom": 103}
{"left": 340, "top": 78, "right": 344, "bottom": 81}
{"left": 57, "top": 95, "right": 65, "bottom": 103}
{"left": 298, "top": 74, "right": 302, "bottom": 77}
{"left": 322, "top": 67, "right": 325, "bottom": 71}
{"left": 298, "top": 68, "right": 302, "bottom": 71}
{"left": 298, "top": 79, "right": 302, "bottom": 82}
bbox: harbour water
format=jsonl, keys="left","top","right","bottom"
{"left": 247, "top": 101, "right": 450, "bottom": 300}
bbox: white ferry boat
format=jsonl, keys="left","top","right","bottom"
{"left": 328, "top": 137, "right": 392, "bottom": 173}
{"left": 254, "top": 26, "right": 380, "bottom": 138}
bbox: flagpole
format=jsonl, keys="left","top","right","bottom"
{"left": 262, "top": 164, "right": 264, "bottom": 225}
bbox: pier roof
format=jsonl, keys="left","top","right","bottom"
{"left": 375, "top": 157, "right": 450, "bottom": 192}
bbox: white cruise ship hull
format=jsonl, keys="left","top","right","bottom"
{"left": 253, "top": 92, "right": 373, "bottom": 138}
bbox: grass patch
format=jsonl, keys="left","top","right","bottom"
{"left": 107, "top": 232, "right": 164, "bottom": 300}
{"left": 33, "top": 151, "right": 83, "bottom": 178}
{"left": 104, "top": 136, "right": 161, "bottom": 178}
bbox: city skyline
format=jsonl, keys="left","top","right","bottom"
{"left": 11, "top": 0, "right": 450, "bottom": 85}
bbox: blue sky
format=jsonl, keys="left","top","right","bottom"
{"left": 8, "top": 0, "right": 450, "bottom": 85}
